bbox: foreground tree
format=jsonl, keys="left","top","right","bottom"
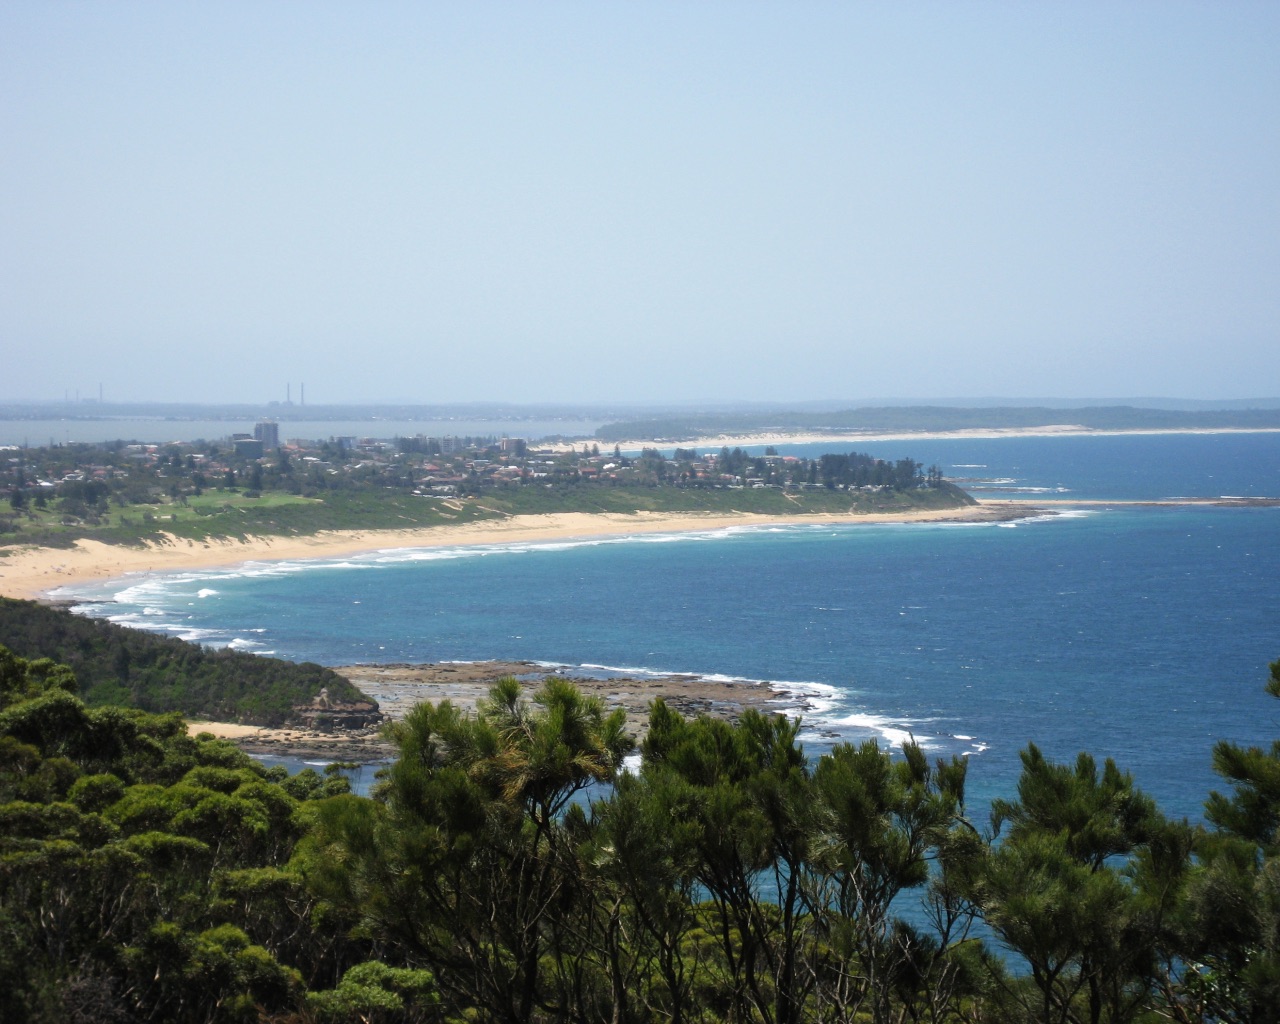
{"left": 0, "top": 645, "right": 317, "bottom": 1023}
{"left": 809, "top": 739, "right": 974, "bottom": 1024}
{"left": 974, "top": 744, "right": 1185, "bottom": 1024}
{"left": 9, "top": 641, "right": 1280, "bottom": 1024}
{"left": 299, "top": 677, "right": 632, "bottom": 1024}
{"left": 586, "top": 768, "right": 705, "bottom": 1024}
{"left": 1178, "top": 659, "right": 1280, "bottom": 1024}
{"left": 641, "top": 701, "right": 817, "bottom": 1024}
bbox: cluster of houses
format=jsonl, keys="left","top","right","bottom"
{"left": 5, "top": 425, "right": 927, "bottom": 512}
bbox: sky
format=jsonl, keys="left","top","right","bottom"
{"left": 2, "top": 2, "right": 1277, "bottom": 406}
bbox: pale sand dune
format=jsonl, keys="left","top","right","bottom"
{"left": 568, "top": 425, "right": 1280, "bottom": 452}
{"left": 0, "top": 505, "right": 1032, "bottom": 601}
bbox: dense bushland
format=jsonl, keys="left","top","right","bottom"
{"left": 0, "top": 598, "right": 367, "bottom": 725}
{"left": 2, "top": 642, "right": 1279, "bottom": 1023}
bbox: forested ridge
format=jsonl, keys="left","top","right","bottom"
{"left": 0, "top": 598, "right": 367, "bottom": 725}
{"left": 2, "top": 644, "right": 1279, "bottom": 1023}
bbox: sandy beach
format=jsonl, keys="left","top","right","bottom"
{"left": 572, "top": 424, "right": 1280, "bottom": 453}
{"left": 186, "top": 719, "right": 396, "bottom": 762}
{"left": 0, "top": 503, "right": 1035, "bottom": 602}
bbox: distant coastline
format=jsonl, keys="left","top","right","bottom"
{"left": 580, "top": 423, "right": 1280, "bottom": 453}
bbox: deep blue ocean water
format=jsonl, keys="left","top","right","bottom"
{"left": 62, "top": 433, "right": 1280, "bottom": 822}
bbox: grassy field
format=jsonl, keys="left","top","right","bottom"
{"left": 1, "top": 482, "right": 974, "bottom": 551}
{"left": 0, "top": 488, "right": 499, "bottom": 549}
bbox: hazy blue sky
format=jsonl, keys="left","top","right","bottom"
{"left": 2, "top": 2, "right": 1277, "bottom": 405}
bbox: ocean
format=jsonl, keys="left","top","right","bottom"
{"left": 61, "top": 432, "right": 1280, "bottom": 823}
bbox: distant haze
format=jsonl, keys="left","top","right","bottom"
{"left": 2, "top": 3, "right": 1277, "bottom": 405}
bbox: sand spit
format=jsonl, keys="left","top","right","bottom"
{"left": 575, "top": 425, "right": 1280, "bottom": 453}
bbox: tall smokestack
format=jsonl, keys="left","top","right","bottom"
{"left": 287, "top": 383, "right": 291, "bottom": 404}
{"left": 301, "top": 382, "right": 305, "bottom": 406}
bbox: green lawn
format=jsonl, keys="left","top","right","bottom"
{"left": 2, "top": 483, "right": 972, "bottom": 551}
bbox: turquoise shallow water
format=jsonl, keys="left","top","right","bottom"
{"left": 63, "top": 433, "right": 1280, "bottom": 821}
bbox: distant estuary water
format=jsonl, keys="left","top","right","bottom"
{"left": 0, "top": 417, "right": 601, "bottom": 447}
{"left": 63, "top": 432, "right": 1280, "bottom": 822}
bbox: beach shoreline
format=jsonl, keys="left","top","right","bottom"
{"left": 0, "top": 503, "right": 1036, "bottom": 602}
{"left": 577, "top": 424, "right": 1280, "bottom": 452}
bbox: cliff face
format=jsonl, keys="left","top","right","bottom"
{"left": 292, "top": 686, "right": 383, "bottom": 731}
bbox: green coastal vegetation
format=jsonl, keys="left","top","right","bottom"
{"left": 0, "top": 437, "right": 970, "bottom": 551}
{"left": 594, "top": 405, "right": 1280, "bottom": 442}
{"left": 3, "top": 639, "right": 1279, "bottom": 1024}
{"left": 0, "top": 598, "right": 367, "bottom": 726}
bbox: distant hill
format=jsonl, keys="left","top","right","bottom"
{"left": 594, "top": 405, "right": 1280, "bottom": 441}
{"left": 0, "top": 597, "right": 371, "bottom": 726}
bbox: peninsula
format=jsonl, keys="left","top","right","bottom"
{"left": 0, "top": 436, "right": 1003, "bottom": 599}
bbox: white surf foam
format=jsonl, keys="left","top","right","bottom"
{"left": 828, "top": 713, "right": 919, "bottom": 749}
{"left": 61, "top": 512, "right": 1047, "bottom": 623}
{"left": 174, "top": 627, "right": 223, "bottom": 642}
